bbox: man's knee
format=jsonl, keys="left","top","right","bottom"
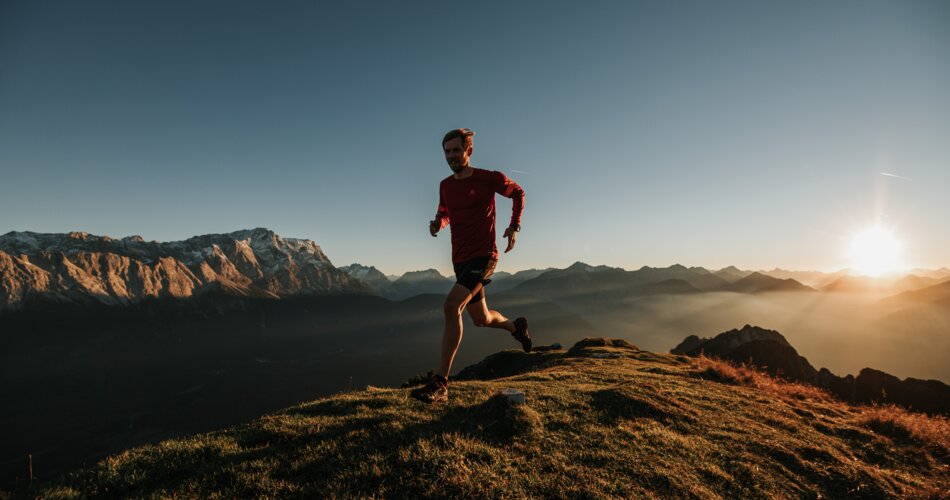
{"left": 443, "top": 297, "right": 465, "bottom": 317}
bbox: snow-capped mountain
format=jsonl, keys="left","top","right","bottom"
{"left": 0, "top": 228, "right": 371, "bottom": 311}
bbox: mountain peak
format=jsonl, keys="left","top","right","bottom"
{"left": 0, "top": 228, "right": 366, "bottom": 310}
{"left": 341, "top": 263, "right": 375, "bottom": 271}
{"left": 226, "top": 227, "right": 277, "bottom": 240}
{"left": 397, "top": 268, "right": 446, "bottom": 281}
{"left": 339, "top": 263, "right": 386, "bottom": 280}
{"left": 67, "top": 231, "right": 93, "bottom": 240}
{"left": 671, "top": 324, "right": 792, "bottom": 356}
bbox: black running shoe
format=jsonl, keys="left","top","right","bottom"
{"left": 512, "top": 317, "right": 532, "bottom": 353}
{"left": 410, "top": 374, "right": 448, "bottom": 404}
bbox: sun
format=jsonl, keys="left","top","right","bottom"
{"left": 849, "top": 226, "right": 904, "bottom": 277}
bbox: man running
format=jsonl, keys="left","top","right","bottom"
{"left": 411, "top": 128, "right": 531, "bottom": 404}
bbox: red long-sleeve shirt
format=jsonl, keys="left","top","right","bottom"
{"left": 435, "top": 168, "right": 525, "bottom": 263}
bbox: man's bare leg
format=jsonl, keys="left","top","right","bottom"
{"left": 438, "top": 283, "right": 481, "bottom": 378}
{"left": 468, "top": 290, "right": 532, "bottom": 353}
{"left": 465, "top": 296, "right": 516, "bottom": 333}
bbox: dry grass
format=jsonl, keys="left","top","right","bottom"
{"left": 32, "top": 342, "right": 949, "bottom": 498}
{"left": 856, "top": 405, "right": 950, "bottom": 458}
{"left": 691, "top": 355, "right": 950, "bottom": 461}
{"left": 692, "top": 354, "right": 834, "bottom": 403}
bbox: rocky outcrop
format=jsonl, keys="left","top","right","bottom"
{"left": 672, "top": 325, "right": 950, "bottom": 415}
{"left": 455, "top": 338, "right": 636, "bottom": 381}
{"left": 671, "top": 334, "right": 704, "bottom": 354}
{"left": 672, "top": 325, "right": 817, "bottom": 384}
{"left": 672, "top": 325, "right": 792, "bottom": 355}
{"left": 0, "top": 228, "right": 372, "bottom": 311}
{"left": 728, "top": 340, "right": 819, "bottom": 384}
{"left": 849, "top": 368, "right": 950, "bottom": 415}
{"left": 567, "top": 337, "right": 639, "bottom": 356}
{"left": 454, "top": 348, "right": 564, "bottom": 381}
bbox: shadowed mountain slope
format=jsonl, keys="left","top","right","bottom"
{"left": 505, "top": 265, "right": 811, "bottom": 304}
{"left": 883, "top": 280, "right": 950, "bottom": 306}
{"left": 338, "top": 263, "right": 394, "bottom": 297}
{"left": 489, "top": 268, "right": 557, "bottom": 293}
{"left": 722, "top": 272, "right": 815, "bottom": 293}
{"left": 388, "top": 269, "right": 454, "bottom": 299}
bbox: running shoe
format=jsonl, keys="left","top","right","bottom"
{"left": 512, "top": 317, "right": 532, "bottom": 353}
{"left": 410, "top": 374, "right": 448, "bottom": 403}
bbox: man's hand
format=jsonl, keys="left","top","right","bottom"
{"left": 429, "top": 219, "right": 440, "bottom": 237}
{"left": 503, "top": 226, "right": 518, "bottom": 252}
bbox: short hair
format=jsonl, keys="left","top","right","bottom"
{"left": 442, "top": 128, "right": 475, "bottom": 150}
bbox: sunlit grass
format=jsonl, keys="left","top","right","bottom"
{"left": 856, "top": 405, "right": 949, "bottom": 457}
{"left": 37, "top": 341, "right": 948, "bottom": 497}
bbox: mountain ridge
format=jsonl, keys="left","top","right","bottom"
{"left": 0, "top": 228, "right": 370, "bottom": 310}
{"left": 5, "top": 229, "right": 948, "bottom": 311}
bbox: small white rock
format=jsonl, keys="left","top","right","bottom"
{"left": 499, "top": 388, "right": 525, "bottom": 404}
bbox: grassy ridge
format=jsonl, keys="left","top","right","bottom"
{"left": 36, "top": 340, "right": 949, "bottom": 498}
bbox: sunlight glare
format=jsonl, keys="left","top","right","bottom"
{"left": 849, "top": 227, "right": 903, "bottom": 277}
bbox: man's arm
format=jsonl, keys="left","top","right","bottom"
{"left": 491, "top": 170, "right": 525, "bottom": 252}
{"left": 491, "top": 170, "right": 525, "bottom": 228}
{"left": 430, "top": 191, "right": 450, "bottom": 236}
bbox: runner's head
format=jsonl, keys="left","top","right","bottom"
{"left": 442, "top": 128, "right": 474, "bottom": 173}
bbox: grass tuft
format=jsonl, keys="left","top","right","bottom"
{"left": 692, "top": 354, "right": 834, "bottom": 403}
{"left": 856, "top": 405, "right": 950, "bottom": 458}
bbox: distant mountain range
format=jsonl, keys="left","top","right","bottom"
{"left": 2, "top": 228, "right": 947, "bottom": 311}
{"left": 500, "top": 263, "right": 818, "bottom": 304}
{"left": 309, "top": 256, "right": 944, "bottom": 303}
{"left": 333, "top": 265, "right": 559, "bottom": 300}
{"left": 880, "top": 279, "right": 950, "bottom": 307}
{"left": 0, "top": 228, "right": 369, "bottom": 311}
{"left": 768, "top": 267, "right": 950, "bottom": 291}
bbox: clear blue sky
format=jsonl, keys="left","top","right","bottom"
{"left": 1, "top": 1, "right": 948, "bottom": 276}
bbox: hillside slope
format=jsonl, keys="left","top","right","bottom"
{"left": 37, "top": 340, "right": 947, "bottom": 498}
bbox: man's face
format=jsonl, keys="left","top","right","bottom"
{"left": 443, "top": 137, "right": 472, "bottom": 173}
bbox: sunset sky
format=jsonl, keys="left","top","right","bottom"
{"left": 1, "top": 1, "right": 948, "bottom": 276}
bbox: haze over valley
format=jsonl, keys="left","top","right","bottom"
{"left": 2, "top": 228, "right": 948, "bottom": 487}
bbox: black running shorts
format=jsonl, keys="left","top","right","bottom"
{"left": 453, "top": 255, "right": 497, "bottom": 301}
